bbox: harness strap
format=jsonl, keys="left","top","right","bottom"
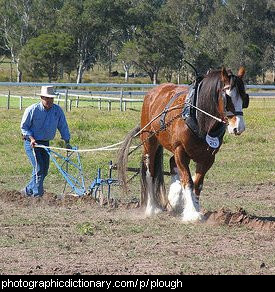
{"left": 182, "top": 78, "right": 227, "bottom": 149}
{"left": 226, "top": 111, "right": 243, "bottom": 116}
{"left": 160, "top": 91, "right": 187, "bottom": 130}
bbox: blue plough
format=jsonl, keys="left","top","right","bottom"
{"left": 43, "top": 146, "right": 118, "bottom": 199}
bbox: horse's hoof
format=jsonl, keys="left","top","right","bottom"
{"left": 145, "top": 206, "right": 162, "bottom": 217}
{"left": 182, "top": 211, "right": 204, "bottom": 223}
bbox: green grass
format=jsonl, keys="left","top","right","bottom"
{"left": 210, "top": 99, "right": 275, "bottom": 184}
{"left": 0, "top": 98, "right": 274, "bottom": 200}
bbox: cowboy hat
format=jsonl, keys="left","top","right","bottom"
{"left": 40, "top": 86, "right": 58, "bottom": 98}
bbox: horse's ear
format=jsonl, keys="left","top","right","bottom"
{"left": 221, "top": 67, "right": 230, "bottom": 84}
{"left": 237, "top": 66, "right": 246, "bottom": 79}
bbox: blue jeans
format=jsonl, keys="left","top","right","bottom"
{"left": 24, "top": 140, "right": 50, "bottom": 197}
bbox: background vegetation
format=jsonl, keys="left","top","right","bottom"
{"left": 0, "top": 0, "right": 274, "bottom": 84}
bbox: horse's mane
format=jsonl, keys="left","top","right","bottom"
{"left": 196, "top": 70, "right": 223, "bottom": 135}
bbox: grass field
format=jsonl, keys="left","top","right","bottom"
{"left": 0, "top": 96, "right": 274, "bottom": 275}
{"left": 0, "top": 97, "right": 274, "bottom": 208}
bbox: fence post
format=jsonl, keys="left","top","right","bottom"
{"left": 56, "top": 94, "right": 60, "bottom": 105}
{"left": 120, "top": 89, "right": 123, "bottom": 111}
{"left": 69, "top": 99, "right": 72, "bottom": 111}
{"left": 98, "top": 98, "right": 102, "bottom": 110}
{"left": 76, "top": 96, "right": 79, "bottom": 108}
{"left": 108, "top": 100, "right": 112, "bottom": 111}
{"left": 7, "top": 90, "right": 10, "bottom": 110}
{"left": 65, "top": 89, "right": 68, "bottom": 112}
{"left": 19, "top": 96, "right": 23, "bottom": 110}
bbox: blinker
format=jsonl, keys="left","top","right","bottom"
{"left": 242, "top": 94, "right": 249, "bottom": 109}
{"left": 225, "top": 93, "right": 249, "bottom": 110}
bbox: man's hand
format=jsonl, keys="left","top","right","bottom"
{"left": 30, "top": 137, "right": 37, "bottom": 148}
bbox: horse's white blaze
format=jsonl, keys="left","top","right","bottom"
{"left": 144, "top": 155, "right": 162, "bottom": 216}
{"left": 227, "top": 115, "right": 245, "bottom": 135}
{"left": 168, "top": 172, "right": 184, "bottom": 213}
{"left": 226, "top": 88, "right": 245, "bottom": 134}
{"left": 181, "top": 185, "right": 203, "bottom": 222}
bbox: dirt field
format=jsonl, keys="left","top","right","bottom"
{"left": 0, "top": 183, "right": 274, "bottom": 275}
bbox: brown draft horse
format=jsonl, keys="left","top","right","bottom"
{"left": 118, "top": 67, "right": 249, "bottom": 222}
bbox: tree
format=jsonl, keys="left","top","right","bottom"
{"left": 0, "top": 0, "right": 272, "bottom": 83}
{"left": 261, "top": 0, "right": 275, "bottom": 82}
{"left": 98, "top": 0, "right": 168, "bottom": 78}
{"left": 0, "top": 0, "right": 63, "bottom": 82}
{"left": 162, "top": 0, "right": 216, "bottom": 77}
{"left": 31, "top": 0, "right": 64, "bottom": 34}
{"left": 20, "top": 33, "right": 75, "bottom": 82}
{"left": 0, "top": 0, "right": 36, "bottom": 82}
{"left": 132, "top": 21, "right": 184, "bottom": 84}
{"left": 262, "top": 44, "right": 275, "bottom": 83}
{"left": 200, "top": 0, "right": 272, "bottom": 81}
{"left": 57, "top": 0, "right": 110, "bottom": 83}
{"left": 117, "top": 41, "right": 137, "bottom": 82}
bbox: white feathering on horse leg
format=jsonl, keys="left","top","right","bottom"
{"left": 181, "top": 185, "right": 203, "bottom": 223}
{"left": 168, "top": 174, "right": 184, "bottom": 214}
{"left": 144, "top": 170, "right": 162, "bottom": 217}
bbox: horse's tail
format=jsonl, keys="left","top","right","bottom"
{"left": 117, "top": 125, "right": 141, "bottom": 193}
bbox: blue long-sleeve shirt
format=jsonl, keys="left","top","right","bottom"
{"left": 21, "top": 102, "right": 70, "bottom": 141}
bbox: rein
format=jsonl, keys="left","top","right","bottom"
{"left": 137, "top": 85, "right": 228, "bottom": 135}
{"left": 128, "top": 97, "right": 227, "bottom": 156}
{"left": 136, "top": 87, "right": 228, "bottom": 138}
{"left": 41, "top": 84, "right": 228, "bottom": 155}
{"left": 129, "top": 81, "right": 231, "bottom": 155}
{"left": 185, "top": 102, "right": 227, "bottom": 124}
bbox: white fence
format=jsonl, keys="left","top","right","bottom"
{"left": 0, "top": 82, "right": 274, "bottom": 111}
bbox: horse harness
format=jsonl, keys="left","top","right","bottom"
{"left": 134, "top": 75, "right": 249, "bottom": 155}
{"left": 160, "top": 77, "right": 227, "bottom": 150}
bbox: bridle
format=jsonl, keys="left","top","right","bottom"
{"left": 184, "top": 76, "right": 249, "bottom": 125}
{"left": 221, "top": 78, "right": 250, "bottom": 117}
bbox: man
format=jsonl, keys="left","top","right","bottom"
{"left": 21, "top": 86, "right": 71, "bottom": 197}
